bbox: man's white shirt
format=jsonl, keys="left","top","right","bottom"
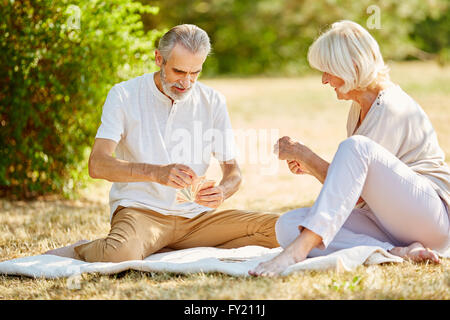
{"left": 95, "top": 72, "right": 237, "bottom": 219}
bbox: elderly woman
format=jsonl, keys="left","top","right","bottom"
{"left": 249, "top": 20, "right": 450, "bottom": 276}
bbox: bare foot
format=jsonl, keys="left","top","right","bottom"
{"left": 248, "top": 245, "right": 307, "bottom": 277}
{"left": 389, "top": 242, "right": 440, "bottom": 264}
{"left": 44, "top": 240, "right": 90, "bottom": 260}
{"left": 249, "top": 228, "right": 322, "bottom": 277}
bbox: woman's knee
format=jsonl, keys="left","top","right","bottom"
{"left": 338, "top": 135, "right": 373, "bottom": 153}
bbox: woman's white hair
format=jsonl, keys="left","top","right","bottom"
{"left": 307, "top": 20, "right": 390, "bottom": 93}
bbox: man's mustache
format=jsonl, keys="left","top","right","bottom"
{"left": 172, "top": 82, "right": 191, "bottom": 90}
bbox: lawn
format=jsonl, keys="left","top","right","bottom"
{"left": 0, "top": 61, "right": 449, "bottom": 299}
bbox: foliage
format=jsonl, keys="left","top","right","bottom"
{"left": 0, "top": 0, "right": 161, "bottom": 198}
{"left": 145, "top": 0, "right": 449, "bottom": 76}
{"left": 411, "top": 4, "right": 450, "bottom": 64}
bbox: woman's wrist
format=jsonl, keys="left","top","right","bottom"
{"left": 294, "top": 143, "right": 312, "bottom": 163}
{"left": 298, "top": 146, "right": 319, "bottom": 175}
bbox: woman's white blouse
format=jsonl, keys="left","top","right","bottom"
{"left": 346, "top": 84, "right": 450, "bottom": 208}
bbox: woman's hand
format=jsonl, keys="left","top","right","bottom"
{"left": 287, "top": 160, "right": 311, "bottom": 175}
{"left": 275, "top": 136, "right": 331, "bottom": 185}
{"left": 275, "top": 136, "right": 313, "bottom": 176}
{"left": 274, "top": 136, "right": 305, "bottom": 161}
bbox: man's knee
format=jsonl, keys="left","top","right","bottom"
{"left": 78, "top": 237, "right": 144, "bottom": 263}
{"left": 255, "top": 213, "right": 279, "bottom": 234}
{"left": 102, "top": 238, "right": 144, "bottom": 262}
{"left": 248, "top": 213, "right": 280, "bottom": 247}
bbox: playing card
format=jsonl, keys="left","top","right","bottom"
{"left": 181, "top": 187, "right": 193, "bottom": 200}
{"left": 176, "top": 194, "right": 188, "bottom": 203}
{"left": 191, "top": 176, "right": 206, "bottom": 195}
{"left": 177, "top": 190, "right": 191, "bottom": 202}
{"left": 175, "top": 176, "right": 215, "bottom": 204}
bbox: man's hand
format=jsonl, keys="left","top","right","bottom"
{"left": 156, "top": 164, "right": 197, "bottom": 189}
{"left": 195, "top": 181, "right": 224, "bottom": 209}
{"left": 287, "top": 160, "right": 311, "bottom": 175}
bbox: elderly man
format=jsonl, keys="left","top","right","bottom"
{"left": 46, "top": 24, "right": 279, "bottom": 262}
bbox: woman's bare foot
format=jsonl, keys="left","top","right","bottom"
{"left": 248, "top": 245, "right": 307, "bottom": 277}
{"left": 249, "top": 228, "right": 322, "bottom": 277}
{"left": 389, "top": 242, "right": 440, "bottom": 264}
{"left": 44, "top": 240, "right": 90, "bottom": 260}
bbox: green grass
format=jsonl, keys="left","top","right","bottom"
{"left": 1, "top": 61, "right": 449, "bottom": 299}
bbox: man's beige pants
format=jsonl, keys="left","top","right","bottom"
{"left": 74, "top": 206, "right": 280, "bottom": 262}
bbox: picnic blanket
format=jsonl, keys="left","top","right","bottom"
{"left": 2, "top": 244, "right": 448, "bottom": 279}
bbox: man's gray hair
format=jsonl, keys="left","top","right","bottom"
{"left": 158, "top": 24, "right": 211, "bottom": 62}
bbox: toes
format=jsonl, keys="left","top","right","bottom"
{"left": 406, "top": 247, "right": 440, "bottom": 264}
{"left": 248, "top": 263, "right": 265, "bottom": 277}
{"left": 259, "top": 270, "right": 275, "bottom": 277}
{"left": 248, "top": 268, "right": 259, "bottom": 276}
{"left": 248, "top": 261, "right": 280, "bottom": 277}
{"left": 426, "top": 249, "right": 440, "bottom": 264}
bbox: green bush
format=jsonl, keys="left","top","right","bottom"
{"left": 411, "top": 4, "right": 450, "bottom": 64}
{"left": 0, "top": 0, "right": 161, "bottom": 199}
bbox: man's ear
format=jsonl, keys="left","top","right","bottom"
{"left": 155, "top": 49, "right": 163, "bottom": 67}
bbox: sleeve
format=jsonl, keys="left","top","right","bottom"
{"left": 211, "top": 92, "right": 237, "bottom": 162}
{"left": 95, "top": 86, "right": 125, "bottom": 143}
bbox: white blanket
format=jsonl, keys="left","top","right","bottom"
{"left": 4, "top": 245, "right": 448, "bottom": 279}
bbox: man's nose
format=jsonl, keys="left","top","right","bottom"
{"left": 180, "top": 74, "right": 192, "bottom": 87}
{"left": 322, "top": 73, "right": 329, "bottom": 84}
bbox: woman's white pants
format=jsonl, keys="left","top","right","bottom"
{"left": 276, "top": 135, "right": 450, "bottom": 257}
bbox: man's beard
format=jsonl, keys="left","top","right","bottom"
{"left": 160, "top": 66, "right": 195, "bottom": 101}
